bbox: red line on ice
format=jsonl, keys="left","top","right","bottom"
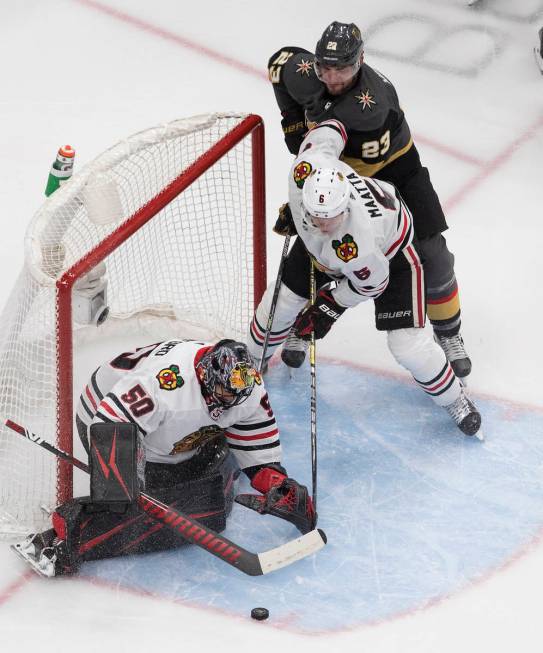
{"left": 73, "top": 0, "right": 267, "bottom": 81}
{"left": 0, "top": 571, "right": 34, "bottom": 608}
{"left": 72, "top": 0, "right": 479, "bottom": 167}
{"left": 444, "top": 113, "right": 543, "bottom": 212}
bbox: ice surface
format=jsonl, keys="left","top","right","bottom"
{"left": 0, "top": 0, "right": 542, "bottom": 651}
{"left": 79, "top": 360, "right": 543, "bottom": 634}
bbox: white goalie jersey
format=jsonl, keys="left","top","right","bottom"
{"left": 288, "top": 120, "right": 414, "bottom": 308}
{"left": 75, "top": 339, "right": 281, "bottom": 470}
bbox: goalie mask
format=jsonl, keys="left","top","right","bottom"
{"left": 197, "top": 340, "right": 259, "bottom": 408}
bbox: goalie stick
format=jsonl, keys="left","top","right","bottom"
{"left": 5, "top": 419, "right": 327, "bottom": 576}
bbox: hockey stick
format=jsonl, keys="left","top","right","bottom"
{"left": 258, "top": 233, "right": 291, "bottom": 373}
{"left": 4, "top": 419, "right": 326, "bottom": 576}
{"left": 309, "top": 259, "right": 318, "bottom": 512}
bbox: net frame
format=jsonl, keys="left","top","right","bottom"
{"left": 0, "top": 113, "right": 266, "bottom": 535}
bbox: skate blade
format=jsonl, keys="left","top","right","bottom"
{"left": 10, "top": 542, "right": 55, "bottom": 578}
{"left": 474, "top": 427, "right": 485, "bottom": 442}
{"left": 535, "top": 48, "right": 543, "bottom": 74}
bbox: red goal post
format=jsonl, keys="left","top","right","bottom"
{"left": 0, "top": 113, "right": 266, "bottom": 536}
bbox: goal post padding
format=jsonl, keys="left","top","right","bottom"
{"left": 0, "top": 113, "right": 266, "bottom": 536}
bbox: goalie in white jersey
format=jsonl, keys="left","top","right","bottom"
{"left": 248, "top": 120, "right": 481, "bottom": 437}
{"left": 15, "top": 339, "right": 315, "bottom": 577}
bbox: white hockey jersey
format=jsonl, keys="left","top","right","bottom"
{"left": 288, "top": 120, "right": 414, "bottom": 308}
{"left": 75, "top": 339, "right": 281, "bottom": 470}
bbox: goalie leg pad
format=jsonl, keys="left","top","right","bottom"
{"left": 145, "top": 434, "right": 240, "bottom": 518}
{"left": 76, "top": 469, "right": 235, "bottom": 560}
{"left": 57, "top": 442, "right": 239, "bottom": 566}
{"left": 13, "top": 437, "right": 240, "bottom": 573}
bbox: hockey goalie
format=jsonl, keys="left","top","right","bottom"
{"left": 13, "top": 338, "right": 316, "bottom": 577}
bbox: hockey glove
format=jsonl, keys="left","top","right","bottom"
{"left": 273, "top": 203, "right": 297, "bottom": 237}
{"left": 235, "top": 464, "right": 316, "bottom": 535}
{"left": 294, "top": 289, "right": 346, "bottom": 340}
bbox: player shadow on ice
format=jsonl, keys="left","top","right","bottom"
{"left": 80, "top": 360, "right": 543, "bottom": 633}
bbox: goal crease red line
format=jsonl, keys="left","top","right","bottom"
{"left": 0, "top": 570, "right": 34, "bottom": 609}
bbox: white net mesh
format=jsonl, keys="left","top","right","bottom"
{"left": 0, "top": 113, "right": 264, "bottom": 536}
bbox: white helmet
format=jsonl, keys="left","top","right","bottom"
{"left": 302, "top": 167, "right": 350, "bottom": 219}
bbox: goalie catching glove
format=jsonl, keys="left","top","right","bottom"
{"left": 294, "top": 289, "right": 346, "bottom": 340}
{"left": 235, "top": 464, "right": 316, "bottom": 535}
{"left": 273, "top": 203, "right": 297, "bottom": 236}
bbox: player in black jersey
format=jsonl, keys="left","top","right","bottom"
{"left": 268, "top": 21, "right": 472, "bottom": 378}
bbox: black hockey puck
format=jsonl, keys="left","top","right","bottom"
{"left": 251, "top": 607, "right": 269, "bottom": 621}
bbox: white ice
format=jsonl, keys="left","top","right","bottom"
{"left": 0, "top": 0, "right": 542, "bottom": 651}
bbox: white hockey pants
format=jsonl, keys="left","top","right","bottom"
{"left": 387, "top": 328, "right": 461, "bottom": 407}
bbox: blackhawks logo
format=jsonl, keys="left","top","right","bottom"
{"left": 230, "top": 363, "right": 262, "bottom": 391}
{"left": 293, "top": 161, "right": 312, "bottom": 188}
{"left": 156, "top": 364, "right": 184, "bottom": 390}
{"left": 332, "top": 234, "right": 358, "bottom": 262}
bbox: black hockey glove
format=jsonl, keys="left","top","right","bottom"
{"left": 280, "top": 110, "right": 306, "bottom": 154}
{"left": 294, "top": 289, "right": 346, "bottom": 340}
{"left": 235, "top": 465, "right": 316, "bottom": 535}
{"left": 273, "top": 203, "right": 297, "bottom": 237}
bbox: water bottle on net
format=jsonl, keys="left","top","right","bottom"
{"left": 44, "top": 144, "right": 75, "bottom": 197}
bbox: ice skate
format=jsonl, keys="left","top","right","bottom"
{"left": 435, "top": 332, "right": 472, "bottom": 378}
{"left": 445, "top": 388, "right": 481, "bottom": 437}
{"left": 11, "top": 529, "right": 62, "bottom": 578}
{"left": 281, "top": 327, "right": 309, "bottom": 368}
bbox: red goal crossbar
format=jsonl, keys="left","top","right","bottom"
{"left": 55, "top": 115, "right": 266, "bottom": 503}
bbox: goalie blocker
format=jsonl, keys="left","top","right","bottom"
{"left": 14, "top": 422, "right": 240, "bottom": 577}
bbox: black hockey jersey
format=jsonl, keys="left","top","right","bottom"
{"left": 268, "top": 47, "right": 413, "bottom": 177}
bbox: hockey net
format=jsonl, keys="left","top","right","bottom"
{"left": 0, "top": 113, "right": 266, "bottom": 536}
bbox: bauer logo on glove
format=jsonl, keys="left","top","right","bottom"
{"left": 317, "top": 302, "right": 342, "bottom": 319}
{"left": 294, "top": 289, "right": 347, "bottom": 340}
